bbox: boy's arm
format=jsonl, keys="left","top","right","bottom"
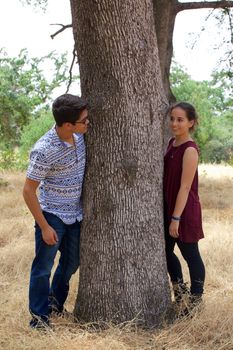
{"left": 23, "top": 178, "right": 58, "bottom": 245}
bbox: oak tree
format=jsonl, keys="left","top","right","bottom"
{"left": 22, "top": 0, "right": 233, "bottom": 327}
{"left": 68, "top": 1, "right": 233, "bottom": 327}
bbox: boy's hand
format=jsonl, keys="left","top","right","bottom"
{"left": 42, "top": 226, "right": 58, "bottom": 245}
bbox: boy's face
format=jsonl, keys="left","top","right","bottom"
{"left": 72, "top": 109, "right": 89, "bottom": 134}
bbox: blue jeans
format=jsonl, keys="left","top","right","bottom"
{"left": 29, "top": 211, "right": 81, "bottom": 320}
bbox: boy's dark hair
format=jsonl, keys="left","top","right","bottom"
{"left": 52, "top": 94, "right": 88, "bottom": 126}
{"left": 169, "top": 101, "right": 198, "bottom": 131}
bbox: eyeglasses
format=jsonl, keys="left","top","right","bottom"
{"left": 75, "top": 117, "right": 89, "bottom": 125}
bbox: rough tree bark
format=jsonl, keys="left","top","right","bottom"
{"left": 70, "top": 0, "right": 171, "bottom": 327}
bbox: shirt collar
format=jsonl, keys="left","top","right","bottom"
{"left": 51, "top": 125, "right": 78, "bottom": 148}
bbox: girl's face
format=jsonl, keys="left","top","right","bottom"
{"left": 169, "top": 107, "right": 194, "bottom": 137}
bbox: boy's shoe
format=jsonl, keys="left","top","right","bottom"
{"left": 29, "top": 316, "right": 51, "bottom": 331}
{"left": 48, "top": 295, "right": 66, "bottom": 317}
{"left": 49, "top": 304, "right": 70, "bottom": 318}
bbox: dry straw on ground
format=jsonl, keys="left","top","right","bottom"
{"left": 0, "top": 164, "right": 232, "bottom": 350}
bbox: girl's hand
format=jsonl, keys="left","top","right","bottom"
{"left": 169, "top": 220, "right": 179, "bottom": 238}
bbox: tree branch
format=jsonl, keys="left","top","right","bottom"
{"left": 225, "top": 8, "right": 233, "bottom": 44}
{"left": 177, "top": 1, "right": 233, "bottom": 12}
{"left": 189, "top": 9, "right": 215, "bottom": 49}
{"left": 66, "top": 46, "right": 78, "bottom": 93}
{"left": 50, "top": 23, "right": 72, "bottom": 39}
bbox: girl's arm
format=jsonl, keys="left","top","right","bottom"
{"left": 169, "top": 147, "right": 198, "bottom": 238}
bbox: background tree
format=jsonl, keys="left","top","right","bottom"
{"left": 0, "top": 49, "right": 69, "bottom": 150}
{"left": 171, "top": 62, "right": 233, "bottom": 163}
{"left": 0, "top": 49, "right": 73, "bottom": 169}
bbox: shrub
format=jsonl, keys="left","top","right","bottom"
{"left": 225, "top": 138, "right": 233, "bottom": 165}
{"left": 202, "top": 139, "right": 229, "bottom": 164}
{"left": 20, "top": 111, "right": 54, "bottom": 153}
{"left": 18, "top": 111, "right": 54, "bottom": 169}
{"left": 0, "top": 146, "right": 18, "bottom": 170}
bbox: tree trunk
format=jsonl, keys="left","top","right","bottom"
{"left": 152, "top": 0, "right": 178, "bottom": 148}
{"left": 153, "top": 0, "right": 178, "bottom": 103}
{"left": 70, "top": 0, "right": 171, "bottom": 327}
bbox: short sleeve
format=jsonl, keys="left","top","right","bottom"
{"left": 184, "top": 141, "right": 199, "bottom": 155}
{"left": 27, "top": 149, "right": 51, "bottom": 182}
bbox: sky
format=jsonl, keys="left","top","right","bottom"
{"left": 0, "top": 0, "right": 227, "bottom": 90}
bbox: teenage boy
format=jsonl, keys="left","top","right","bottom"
{"left": 23, "top": 94, "right": 89, "bottom": 329}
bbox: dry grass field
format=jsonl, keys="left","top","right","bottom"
{"left": 0, "top": 164, "right": 232, "bottom": 350}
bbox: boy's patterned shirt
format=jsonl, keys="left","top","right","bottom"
{"left": 27, "top": 126, "right": 86, "bottom": 224}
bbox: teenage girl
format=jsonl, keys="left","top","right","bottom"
{"left": 163, "top": 102, "right": 205, "bottom": 311}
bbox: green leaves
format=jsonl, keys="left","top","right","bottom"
{"left": 18, "top": 111, "right": 54, "bottom": 169}
{"left": 0, "top": 49, "right": 70, "bottom": 148}
{"left": 171, "top": 61, "right": 233, "bottom": 164}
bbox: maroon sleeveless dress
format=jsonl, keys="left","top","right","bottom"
{"left": 164, "top": 138, "right": 204, "bottom": 243}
